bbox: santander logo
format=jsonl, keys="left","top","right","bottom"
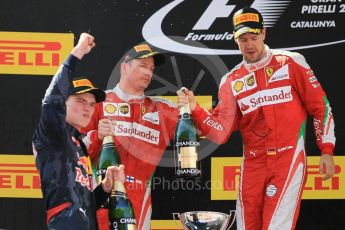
{"left": 114, "top": 121, "right": 160, "bottom": 145}
{"left": 240, "top": 103, "right": 250, "bottom": 112}
{"left": 238, "top": 86, "right": 293, "bottom": 114}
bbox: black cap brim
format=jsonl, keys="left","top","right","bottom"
{"left": 72, "top": 88, "right": 106, "bottom": 103}
{"left": 134, "top": 52, "right": 165, "bottom": 66}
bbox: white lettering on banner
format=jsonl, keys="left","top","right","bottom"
{"left": 238, "top": 86, "right": 293, "bottom": 115}
{"left": 301, "top": 5, "right": 336, "bottom": 14}
{"left": 115, "top": 121, "right": 160, "bottom": 145}
{"left": 268, "top": 65, "right": 290, "bottom": 83}
{"left": 291, "top": 21, "right": 335, "bottom": 28}
{"left": 185, "top": 32, "right": 233, "bottom": 41}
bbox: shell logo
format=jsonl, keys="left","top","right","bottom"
{"left": 105, "top": 104, "right": 117, "bottom": 114}
{"left": 233, "top": 81, "right": 244, "bottom": 93}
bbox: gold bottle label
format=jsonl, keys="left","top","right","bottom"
{"left": 179, "top": 146, "right": 197, "bottom": 168}
{"left": 127, "top": 225, "right": 137, "bottom": 230}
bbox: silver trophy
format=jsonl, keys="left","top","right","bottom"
{"left": 173, "top": 211, "right": 236, "bottom": 230}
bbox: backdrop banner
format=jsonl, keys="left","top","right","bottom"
{"left": 0, "top": 0, "right": 344, "bottom": 229}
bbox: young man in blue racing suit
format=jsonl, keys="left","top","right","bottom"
{"left": 32, "top": 33, "right": 124, "bottom": 230}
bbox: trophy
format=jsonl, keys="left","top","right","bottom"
{"left": 173, "top": 211, "right": 236, "bottom": 230}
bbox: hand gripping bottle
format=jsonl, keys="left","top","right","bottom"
{"left": 174, "top": 87, "right": 201, "bottom": 180}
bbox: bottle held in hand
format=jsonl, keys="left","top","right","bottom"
{"left": 97, "top": 135, "right": 137, "bottom": 229}
{"left": 109, "top": 180, "right": 137, "bottom": 230}
{"left": 174, "top": 87, "right": 201, "bottom": 180}
{"left": 97, "top": 136, "right": 121, "bottom": 185}
{"left": 97, "top": 135, "right": 121, "bottom": 208}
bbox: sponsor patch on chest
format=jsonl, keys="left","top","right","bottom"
{"left": 238, "top": 86, "right": 293, "bottom": 114}
{"left": 103, "top": 102, "right": 131, "bottom": 117}
{"left": 266, "top": 184, "right": 278, "bottom": 197}
{"left": 231, "top": 72, "right": 257, "bottom": 96}
{"left": 267, "top": 64, "right": 290, "bottom": 83}
{"left": 115, "top": 121, "right": 160, "bottom": 145}
{"left": 142, "top": 111, "right": 160, "bottom": 124}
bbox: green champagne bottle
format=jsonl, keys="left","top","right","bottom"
{"left": 98, "top": 136, "right": 136, "bottom": 229}
{"left": 174, "top": 89, "right": 201, "bottom": 180}
{"left": 109, "top": 179, "right": 137, "bottom": 230}
{"left": 97, "top": 136, "right": 121, "bottom": 185}
{"left": 97, "top": 135, "right": 121, "bottom": 210}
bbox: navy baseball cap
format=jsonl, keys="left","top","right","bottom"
{"left": 69, "top": 78, "right": 105, "bottom": 103}
{"left": 233, "top": 7, "right": 264, "bottom": 39}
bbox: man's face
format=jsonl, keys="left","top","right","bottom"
{"left": 235, "top": 29, "right": 266, "bottom": 63}
{"left": 122, "top": 57, "right": 155, "bottom": 92}
{"left": 65, "top": 93, "right": 96, "bottom": 131}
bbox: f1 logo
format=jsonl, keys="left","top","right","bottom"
{"left": 192, "top": 0, "right": 236, "bottom": 30}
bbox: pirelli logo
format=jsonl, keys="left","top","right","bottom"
{"left": 134, "top": 44, "right": 152, "bottom": 52}
{"left": 72, "top": 79, "right": 93, "bottom": 88}
{"left": 234, "top": 13, "right": 259, "bottom": 25}
{"left": 0, "top": 31, "right": 73, "bottom": 75}
{"left": 211, "top": 156, "right": 345, "bottom": 200}
{"left": 0, "top": 155, "right": 42, "bottom": 198}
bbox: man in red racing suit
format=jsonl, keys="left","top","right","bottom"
{"left": 82, "top": 43, "right": 179, "bottom": 229}
{"left": 177, "top": 7, "right": 336, "bottom": 230}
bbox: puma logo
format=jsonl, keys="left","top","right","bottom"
{"left": 249, "top": 150, "right": 256, "bottom": 158}
{"left": 79, "top": 207, "right": 87, "bottom": 217}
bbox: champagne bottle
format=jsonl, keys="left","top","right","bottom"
{"left": 97, "top": 136, "right": 121, "bottom": 186}
{"left": 109, "top": 178, "right": 137, "bottom": 230}
{"left": 97, "top": 135, "right": 121, "bottom": 210}
{"left": 174, "top": 88, "right": 201, "bottom": 180}
{"left": 97, "top": 136, "right": 137, "bottom": 229}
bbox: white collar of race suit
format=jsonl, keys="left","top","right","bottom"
{"left": 113, "top": 84, "right": 145, "bottom": 102}
{"left": 243, "top": 45, "right": 273, "bottom": 72}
